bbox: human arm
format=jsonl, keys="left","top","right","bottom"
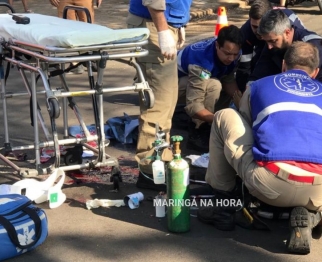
{"left": 236, "top": 55, "right": 252, "bottom": 93}
{"left": 221, "top": 72, "right": 242, "bottom": 109}
{"left": 248, "top": 44, "right": 281, "bottom": 82}
{"left": 238, "top": 86, "right": 252, "bottom": 126}
{"left": 143, "top": 0, "right": 177, "bottom": 60}
{"left": 236, "top": 22, "right": 255, "bottom": 92}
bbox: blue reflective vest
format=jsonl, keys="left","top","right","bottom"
{"left": 129, "top": 0, "right": 192, "bottom": 28}
{"left": 250, "top": 69, "right": 322, "bottom": 164}
{"left": 177, "top": 38, "right": 241, "bottom": 78}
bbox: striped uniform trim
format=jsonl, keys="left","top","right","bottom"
{"left": 288, "top": 13, "right": 305, "bottom": 29}
{"left": 253, "top": 102, "right": 322, "bottom": 127}
{"left": 302, "top": 34, "right": 322, "bottom": 42}
{"left": 240, "top": 53, "right": 253, "bottom": 63}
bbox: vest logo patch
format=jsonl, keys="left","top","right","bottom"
{"left": 191, "top": 38, "right": 213, "bottom": 51}
{"left": 200, "top": 70, "right": 210, "bottom": 80}
{"left": 274, "top": 73, "right": 322, "bottom": 97}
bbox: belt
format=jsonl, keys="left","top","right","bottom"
{"left": 264, "top": 162, "right": 322, "bottom": 185}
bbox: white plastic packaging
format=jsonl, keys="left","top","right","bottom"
{"left": 152, "top": 158, "right": 165, "bottom": 184}
{"left": 86, "top": 199, "right": 125, "bottom": 210}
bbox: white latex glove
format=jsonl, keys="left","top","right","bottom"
{"left": 158, "top": 30, "right": 177, "bottom": 60}
{"left": 177, "top": 27, "right": 185, "bottom": 49}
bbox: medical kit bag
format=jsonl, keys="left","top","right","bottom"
{"left": 0, "top": 194, "right": 48, "bottom": 260}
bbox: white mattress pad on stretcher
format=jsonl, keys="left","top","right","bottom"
{"left": 0, "top": 13, "right": 150, "bottom": 48}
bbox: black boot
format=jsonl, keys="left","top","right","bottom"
{"left": 286, "top": 207, "right": 322, "bottom": 254}
{"left": 197, "top": 188, "right": 242, "bottom": 231}
{"left": 187, "top": 122, "right": 210, "bottom": 153}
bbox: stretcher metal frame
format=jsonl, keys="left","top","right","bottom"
{"left": 0, "top": 16, "right": 153, "bottom": 179}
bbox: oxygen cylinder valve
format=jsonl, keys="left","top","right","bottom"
{"left": 171, "top": 135, "right": 183, "bottom": 157}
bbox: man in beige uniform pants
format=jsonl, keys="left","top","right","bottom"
{"left": 127, "top": 0, "right": 192, "bottom": 191}
{"left": 197, "top": 42, "right": 322, "bottom": 254}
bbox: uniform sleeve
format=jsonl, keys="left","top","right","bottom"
{"left": 249, "top": 45, "right": 280, "bottom": 81}
{"left": 142, "top": 0, "right": 166, "bottom": 10}
{"left": 236, "top": 22, "right": 256, "bottom": 92}
{"left": 281, "top": 8, "right": 306, "bottom": 30}
{"left": 184, "top": 65, "right": 210, "bottom": 117}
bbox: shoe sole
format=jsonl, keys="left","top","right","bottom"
{"left": 287, "top": 207, "right": 311, "bottom": 254}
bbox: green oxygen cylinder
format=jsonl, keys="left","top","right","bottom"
{"left": 167, "top": 135, "right": 190, "bottom": 233}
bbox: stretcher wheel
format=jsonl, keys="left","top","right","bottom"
{"left": 48, "top": 99, "right": 60, "bottom": 119}
{"left": 64, "top": 151, "right": 83, "bottom": 166}
{"left": 143, "top": 89, "right": 154, "bottom": 108}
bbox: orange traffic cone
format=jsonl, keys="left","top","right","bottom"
{"left": 214, "top": 6, "right": 228, "bottom": 37}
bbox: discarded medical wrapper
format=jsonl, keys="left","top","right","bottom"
{"left": 0, "top": 169, "right": 66, "bottom": 209}
{"left": 185, "top": 153, "right": 209, "bottom": 168}
{"left": 86, "top": 199, "right": 125, "bottom": 210}
{"left": 124, "top": 192, "right": 144, "bottom": 209}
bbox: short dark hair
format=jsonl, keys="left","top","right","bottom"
{"left": 217, "top": 25, "right": 243, "bottom": 48}
{"left": 284, "top": 41, "right": 319, "bottom": 73}
{"left": 249, "top": 0, "right": 273, "bottom": 20}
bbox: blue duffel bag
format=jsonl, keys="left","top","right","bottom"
{"left": 0, "top": 194, "right": 48, "bottom": 261}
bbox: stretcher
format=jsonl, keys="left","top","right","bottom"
{"left": 0, "top": 13, "right": 153, "bottom": 183}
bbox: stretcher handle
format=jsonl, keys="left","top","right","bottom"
{"left": 0, "top": 2, "right": 16, "bottom": 13}
{"left": 62, "top": 5, "right": 92, "bottom": 24}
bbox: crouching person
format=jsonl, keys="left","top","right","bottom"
{"left": 177, "top": 25, "right": 243, "bottom": 153}
{"left": 197, "top": 41, "right": 322, "bottom": 254}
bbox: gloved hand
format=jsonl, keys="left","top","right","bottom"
{"left": 158, "top": 30, "right": 177, "bottom": 60}
{"left": 177, "top": 27, "right": 185, "bottom": 49}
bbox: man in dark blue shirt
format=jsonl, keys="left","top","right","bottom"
{"left": 236, "top": 0, "right": 305, "bottom": 92}
{"left": 249, "top": 9, "right": 322, "bottom": 84}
